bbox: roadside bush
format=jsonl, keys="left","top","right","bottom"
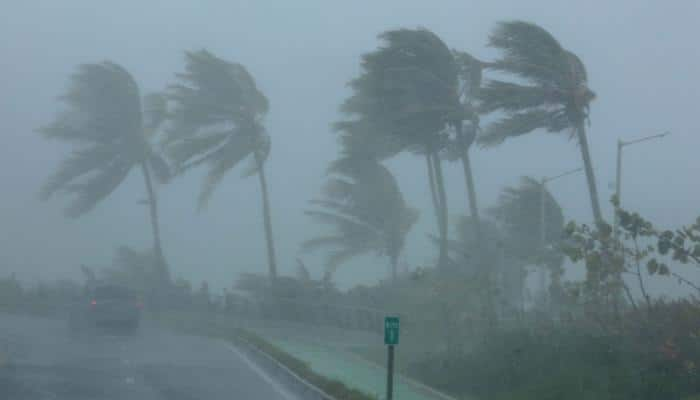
{"left": 405, "top": 300, "right": 700, "bottom": 400}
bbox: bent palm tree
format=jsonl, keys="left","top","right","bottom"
{"left": 338, "top": 28, "right": 478, "bottom": 269}
{"left": 478, "top": 21, "right": 602, "bottom": 223}
{"left": 303, "top": 157, "right": 418, "bottom": 281}
{"left": 164, "top": 49, "right": 278, "bottom": 279}
{"left": 489, "top": 176, "right": 565, "bottom": 294}
{"left": 39, "top": 62, "right": 171, "bottom": 282}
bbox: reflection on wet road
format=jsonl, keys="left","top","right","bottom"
{"left": 0, "top": 313, "right": 296, "bottom": 400}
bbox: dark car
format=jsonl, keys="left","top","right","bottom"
{"left": 68, "top": 283, "right": 142, "bottom": 334}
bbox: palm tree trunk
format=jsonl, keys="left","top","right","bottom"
{"left": 140, "top": 162, "right": 169, "bottom": 283}
{"left": 575, "top": 122, "right": 603, "bottom": 224}
{"left": 456, "top": 122, "right": 480, "bottom": 224}
{"left": 431, "top": 152, "right": 450, "bottom": 270}
{"left": 253, "top": 151, "right": 278, "bottom": 280}
{"left": 425, "top": 153, "right": 441, "bottom": 227}
{"left": 389, "top": 252, "right": 398, "bottom": 282}
{"left": 457, "top": 124, "right": 482, "bottom": 264}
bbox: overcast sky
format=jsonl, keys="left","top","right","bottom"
{"left": 1, "top": 1, "right": 698, "bottom": 293}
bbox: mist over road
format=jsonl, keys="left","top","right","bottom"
{"left": 0, "top": 313, "right": 297, "bottom": 400}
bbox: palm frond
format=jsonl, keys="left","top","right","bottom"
{"left": 324, "top": 246, "right": 371, "bottom": 273}
{"left": 303, "top": 157, "right": 418, "bottom": 278}
{"left": 63, "top": 159, "right": 132, "bottom": 217}
{"left": 453, "top": 50, "right": 484, "bottom": 98}
{"left": 165, "top": 49, "right": 270, "bottom": 204}
{"left": 488, "top": 21, "right": 569, "bottom": 87}
{"left": 38, "top": 61, "right": 152, "bottom": 216}
{"left": 166, "top": 130, "right": 230, "bottom": 170}
{"left": 478, "top": 109, "right": 563, "bottom": 147}
{"left": 41, "top": 62, "right": 142, "bottom": 144}
{"left": 478, "top": 80, "right": 554, "bottom": 114}
{"left": 169, "top": 49, "right": 268, "bottom": 130}
{"left": 39, "top": 145, "right": 117, "bottom": 200}
{"left": 338, "top": 28, "right": 461, "bottom": 154}
{"left": 240, "top": 133, "right": 271, "bottom": 178}
{"left": 300, "top": 236, "right": 348, "bottom": 253}
{"left": 196, "top": 133, "right": 256, "bottom": 208}
{"left": 488, "top": 176, "right": 564, "bottom": 260}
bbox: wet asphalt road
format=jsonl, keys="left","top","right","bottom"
{"left": 0, "top": 313, "right": 297, "bottom": 400}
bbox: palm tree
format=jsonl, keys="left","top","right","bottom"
{"left": 302, "top": 157, "right": 418, "bottom": 281}
{"left": 164, "top": 49, "right": 278, "bottom": 279}
{"left": 38, "top": 62, "right": 171, "bottom": 283}
{"left": 338, "top": 28, "right": 479, "bottom": 269}
{"left": 449, "top": 50, "right": 489, "bottom": 246}
{"left": 477, "top": 21, "right": 602, "bottom": 223}
{"left": 489, "top": 176, "right": 566, "bottom": 295}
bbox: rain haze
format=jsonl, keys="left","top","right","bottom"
{"left": 1, "top": 2, "right": 700, "bottom": 399}
{"left": 2, "top": 1, "right": 697, "bottom": 288}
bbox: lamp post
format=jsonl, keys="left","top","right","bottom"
{"left": 539, "top": 167, "right": 583, "bottom": 297}
{"left": 613, "top": 132, "right": 670, "bottom": 239}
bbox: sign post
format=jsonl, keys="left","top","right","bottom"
{"left": 384, "top": 316, "right": 399, "bottom": 400}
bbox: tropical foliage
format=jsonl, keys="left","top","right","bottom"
{"left": 477, "top": 21, "right": 603, "bottom": 223}
{"left": 303, "top": 157, "right": 418, "bottom": 280}
{"left": 337, "top": 28, "right": 486, "bottom": 269}
{"left": 164, "top": 49, "right": 278, "bottom": 279}
{"left": 38, "top": 62, "right": 171, "bottom": 282}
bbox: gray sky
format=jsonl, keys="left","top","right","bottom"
{"left": 1, "top": 1, "right": 698, "bottom": 292}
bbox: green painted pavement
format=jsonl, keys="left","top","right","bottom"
{"left": 270, "top": 338, "right": 448, "bottom": 400}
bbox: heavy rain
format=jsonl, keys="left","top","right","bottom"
{"left": 1, "top": 2, "right": 699, "bottom": 399}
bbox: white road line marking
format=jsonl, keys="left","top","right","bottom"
{"left": 223, "top": 343, "right": 298, "bottom": 400}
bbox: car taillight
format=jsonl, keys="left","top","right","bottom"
{"left": 90, "top": 299, "right": 97, "bottom": 306}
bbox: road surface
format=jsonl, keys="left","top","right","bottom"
{"left": 0, "top": 312, "right": 298, "bottom": 400}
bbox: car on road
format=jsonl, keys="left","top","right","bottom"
{"left": 68, "top": 283, "right": 142, "bottom": 334}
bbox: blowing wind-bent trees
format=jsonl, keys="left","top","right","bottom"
{"left": 489, "top": 176, "right": 565, "bottom": 294}
{"left": 164, "top": 50, "right": 278, "bottom": 280}
{"left": 478, "top": 21, "right": 602, "bottom": 224}
{"left": 38, "top": 62, "right": 171, "bottom": 283}
{"left": 338, "top": 28, "right": 481, "bottom": 269}
{"left": 303, "top": 157, "right": 418, "bottom": 281}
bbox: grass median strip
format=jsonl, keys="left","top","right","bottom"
{"left": 154, "top": 311, "right": 377, "bottom": 400}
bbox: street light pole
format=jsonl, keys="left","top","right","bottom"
{"left": 613, "top": 132, "right": 670, "bottom": 240}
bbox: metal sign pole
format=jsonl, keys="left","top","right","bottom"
{"left": 386, "top": 344, "right": 395, "bottom": 400}
{"left": 384, "top": 316, "right": 399, "bottom": 400}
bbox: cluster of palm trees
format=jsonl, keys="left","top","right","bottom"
{"left": 39, "top": 21, "right": 602, "bottom": 288}
{"left": 305, "top": 21, "right": 601, "bottom": 281}
{"left": 39, "top": 50, "right": 278, "bottom": 286}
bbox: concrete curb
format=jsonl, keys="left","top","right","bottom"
{"left": 233, "top": 335, "right": 338, "bottom": 400}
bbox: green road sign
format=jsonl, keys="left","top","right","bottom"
{"left": 384, "top": 316, "right": 400, "bottom": 345}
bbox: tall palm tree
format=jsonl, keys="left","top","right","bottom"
{"left": 477, "top": 21, "right": 602, "bottom": 223}
{"left": 449, "top": 50, "right": 489, "bottom": 245}
{"left": 338, "top": 28, "right": 479, "bottom": 269}
{"left": 39, "top": 62, "right": 171, "bottom": 283}
{"left": 164, "top": 49, "right": 278, "bottom": 279}
{"left": 302, "top": 157, "right": 418, "bottom": 281}
{"left": 489, "top": 176, "right": 566, "bottom": 294}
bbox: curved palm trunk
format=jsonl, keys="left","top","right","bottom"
{"left": 431, "top": 152, "right": 450, "bottom": 270}
{"left": 389, "top": 252, "right": 398, "bottom": 282}
{"left": 575, "top": 122, "right": 603, "bottom": 224}
{"left": 425, "top": 153, "right": 441, "bottom": 231}
{"left": 140, "top": 162, "right": 170, "bottom": 283}
{"left": 456, "top": 122, "right": 481, "bottom": 249}
{"left": 253, "top": 151, "right": 278, "bottom": 280}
